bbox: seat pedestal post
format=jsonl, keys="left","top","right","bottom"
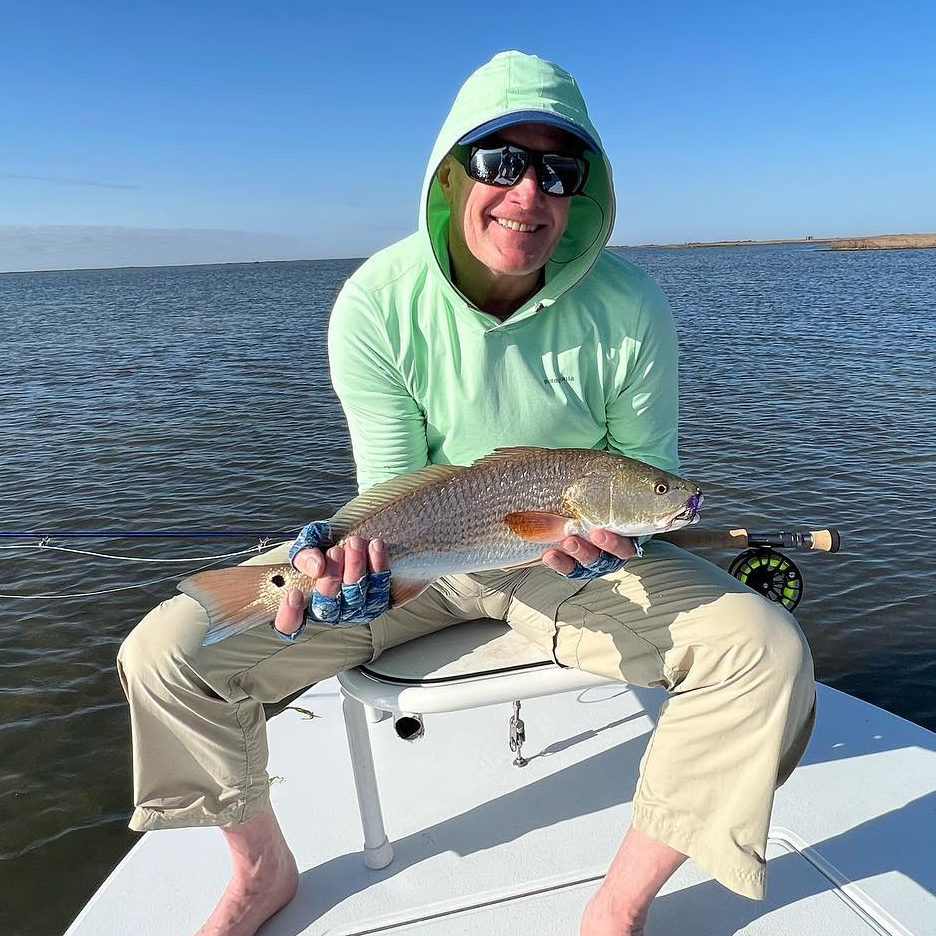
{"left": 365, "top": 705, "right": 390, "bottom": 724}
{"left": 340, "top": 689, "right": 394, "bottom": 869}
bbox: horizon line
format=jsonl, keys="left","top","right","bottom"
{"left": 4, "top": 231, "right": 932, "bottom": 275}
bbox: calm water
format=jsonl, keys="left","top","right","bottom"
{"left": 1, "top": 246, "right": 935, "bottom": 936}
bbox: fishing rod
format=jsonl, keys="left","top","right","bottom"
{"left": 0, "top": 526, "right": 840, "bottom": 548}
{"left": 2, "top": 525, "right": 840, "bottom": 613}
{"left": 659, "top": 526, "right": 841, "bottom": 612}
{"left": 658, "top": 527, "right": 840, "bottom": 553}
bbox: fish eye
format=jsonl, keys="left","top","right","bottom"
{"left": 653, "top": 480, "right": 669, "bottom": 496}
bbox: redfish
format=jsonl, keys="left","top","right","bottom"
{"left": 179, "top": 447, "right": 701, "bottom": 645}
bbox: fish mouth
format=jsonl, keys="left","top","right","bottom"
{"left": 665, "top": 492, "right": 703, "bottom": 529}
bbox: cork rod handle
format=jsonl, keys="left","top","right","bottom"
{"left": 657, "top": 528, "right": 840, "bottom": 553}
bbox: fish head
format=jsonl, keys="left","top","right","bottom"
{"left": 562, "top": 456, "right": 702, "bottom": 538}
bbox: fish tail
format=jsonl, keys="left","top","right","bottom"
{"left": 178, "top": 565, "right": 291, "bottom": 645}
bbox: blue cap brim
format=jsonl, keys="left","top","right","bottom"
{"left": 457, "top": 111, "right": 600, "bottom": 153}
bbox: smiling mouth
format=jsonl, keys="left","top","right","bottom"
{"left": 493, "top": 217, "right": 543, "bottom": 233}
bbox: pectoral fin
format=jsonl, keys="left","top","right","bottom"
{"left": 504, "top": 511, "right": 571, "bottom": 543}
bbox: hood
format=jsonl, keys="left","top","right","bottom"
{"left": 419, "top": 50, "right": 616, "bottom": 327}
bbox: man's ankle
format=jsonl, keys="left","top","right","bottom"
{"left": 594, "top": 885, "right": 647, "bottom": 929}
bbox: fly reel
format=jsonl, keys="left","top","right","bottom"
{"left": 728, "top": 548, "right": 803, "bottom": 611}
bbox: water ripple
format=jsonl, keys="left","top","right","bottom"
{"left": 1, "top": 247, "right": 935, "bottom": 936}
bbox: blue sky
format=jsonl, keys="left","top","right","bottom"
{"left": 2, "top": 0, "right": 935, "bottom": 269}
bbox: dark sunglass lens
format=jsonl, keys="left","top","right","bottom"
{"left": 539, "top": 155, "right": 586, "bottom": 196}
{"left": 468, "top": 145, "right": 527, "bottom": 186}
{"left": 498, "top": 147, "right": 526, "bottom": 183}
{"left": 468, "top": 148, "right": 501, "bottom": 183}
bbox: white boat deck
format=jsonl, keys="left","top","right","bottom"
{"left": 65, "top": 678, "right": 936, "bottom": 935}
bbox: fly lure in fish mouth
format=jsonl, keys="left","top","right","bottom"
{"left": 684, "top": 493, "right": 703, "bottom": 520}
{"left": 668, "top": 493, "right": 703, "bottom": 527}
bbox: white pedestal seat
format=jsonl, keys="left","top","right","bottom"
{"left": 337, "top": 618, "right": 620, "bottom": 869}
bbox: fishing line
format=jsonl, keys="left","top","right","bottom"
{"left": 0, "top": 554, "right": 234, "bottom": 600}
{"left": 0, "top": 543, "right": 274, "bottom": 563}
{"left": 0, "top": 533, "right": 297, "bottom": 600}
{"left": 0, "top": 530, "right": 301, "bottom": 539}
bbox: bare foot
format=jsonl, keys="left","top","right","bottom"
{"left": 194, "top": 844, "right": 298, "bottom": 936}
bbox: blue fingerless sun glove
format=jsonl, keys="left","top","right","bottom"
{"left": 274, "top": 520, "right": 391, "bottom": 641}
{"left": 307, "top": 569, "right": 391, "bottom": 628}
{"left": 288, "top": 520, "right": 332, "bottom": 563}
{"left": 561, "top": 539, "right": 643, "bottom": 581}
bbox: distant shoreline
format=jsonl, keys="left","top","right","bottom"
{"left": 615, "top": 232, "right": 936, "bottom": 251}
{"left": 827, "top": 233, "right": 936, "bottom": 251}
{"left": 616, "top": 237, "right": 831, "bottom": 249}
{"left": 0, "top": 257, "right": 363, "bottom": 276}
{"left": 4, "top": 233, "right": 936, "bottom": 275}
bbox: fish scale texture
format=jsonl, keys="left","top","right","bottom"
{"left": 348, "top": 449, "right": 659, "bottom": 578}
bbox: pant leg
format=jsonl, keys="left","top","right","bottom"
{"left": 469, "top": 541, "right": 815, "bottom": 900}
{"left": 117, "top": 543, "right": 467, "bottom": 831}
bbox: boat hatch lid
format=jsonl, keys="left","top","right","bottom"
{"left": 360, "top": 618, "right": 554, "bottom": 683}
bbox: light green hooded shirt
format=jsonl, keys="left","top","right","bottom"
{"left": 328, "top": 51, "right": 680, "bottom": 493}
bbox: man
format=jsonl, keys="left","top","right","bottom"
{"left": 118, "top": 51, "right": 816, "bottom": 936}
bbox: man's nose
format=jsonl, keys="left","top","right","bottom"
{"left": 511, "top": 165, "right": 543, "bottom": 204}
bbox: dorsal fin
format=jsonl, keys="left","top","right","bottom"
{"left": 330, "top": 464, "right": 463, "bottom": 540}
{"left": 468, "top": 446, "right": 553, "bottom": 467}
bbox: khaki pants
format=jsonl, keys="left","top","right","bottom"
{"left": 117, "top": 540, "right": 815, "bottom": 899}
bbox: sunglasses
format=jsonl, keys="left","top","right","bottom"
{"left": 457, "top": 140, "right": 589, "bottom": 198}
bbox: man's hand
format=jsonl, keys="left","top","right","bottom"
{"left": 274, "top": 536, "right": 389, "bottom": 638}
{"left": 541, "top": 529, "right": 639, "bottom": 579}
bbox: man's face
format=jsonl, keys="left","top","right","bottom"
{"left": 440, "top": 123, "right": 578, "bottom": 280}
